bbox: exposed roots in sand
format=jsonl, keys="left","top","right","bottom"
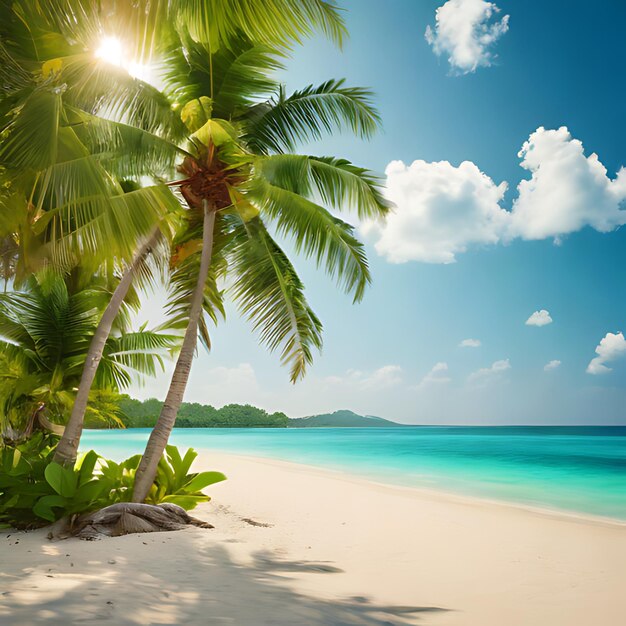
{"left": 47, "top": 502, "right": 214, "bottom": 540}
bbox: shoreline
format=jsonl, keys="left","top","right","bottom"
{"left": 195, "top": 449, "right": 626, "bottom": 528}
{"left": 2, "top": 451, "right": 625, "bottom": 625}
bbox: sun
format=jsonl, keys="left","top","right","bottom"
{"left": 95, "top": 36, "right": 123, "bottom": 67}
{"left": 94, "top": 36, "right": 150, "bottom": 82}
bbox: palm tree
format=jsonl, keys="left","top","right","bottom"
{"left": 0, "top": 1, "right": 187, "bottom": 459}
{"left": 0, "top": 270, "right": 176, "bottom": 441}
{"left": 129, "top": 36, "right": 391, "bottom": 501}
{"left": 1, "top": 0, "right": 352, "bottom": 466}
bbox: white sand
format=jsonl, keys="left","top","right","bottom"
{"left": 1, "top": 451, "right": 625, "bottom": 625}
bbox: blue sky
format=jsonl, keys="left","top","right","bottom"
{"left": 131, "top": 0, "right": 626, "bottom": 424}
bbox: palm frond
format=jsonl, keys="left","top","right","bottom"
{"left": 228, "top": 216, "right": 322, "bottom": 382}
{"left": 44, "top": 184, "right": 182, "bottom": 267}
{"left": 248, "top": 178, "right": 371, "bottom": 302}
{"left": 0, "top": 88, "right": 62, "bottom": 170}
{"left": 66, "top": 107, "right": 187, "bottom": 180}
{"left": 162, "top": 34, "right": 283, "bottom": 117}
{"left": 242, "top": 80, "right": 380, "bottom": 154}
{"left": 171, "top": 0, "right": 346, "bottom": 51}
{"left": 59, "top": 54, "right": 186, "bottom": 142}
{"left": 257, "top": 153, "right": 391, "bottom": 219}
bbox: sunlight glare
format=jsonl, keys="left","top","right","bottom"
{"left": 94, "top": 36, "right": 151, "bottom": 82}
{"left": 95, "top": 36, "right": 123, "bottom": 67}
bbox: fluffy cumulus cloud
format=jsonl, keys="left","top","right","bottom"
{"left": 416, "top": 362, "right": 451, "bottom": 389}
{"left": 586, "top": 332, "right": 626, "bottom": 375}
{"left": 525, "top": 309, "right": 553, "bottom": 327}
{"left": 361, "top": 159, "right": 509, "bottom": 263}
{"left": 467, "top": 358, "right": 510, "bottom": 385}
{"left": 364, "top": 127, "right": 626, "bottom": 265}
{"left": 425, "top": 0, "right": 509, "bottom": 74}
{"left": 544, "top": 360, "right": 561, "bottom": 372}
{"left": 459, "top": 338, "right": 481, "bottom": 348}
{"left": 510, "top": 127, "right": 626, "bottom": 240}
{"left": 324, "top": 365, "right": 403, "bottom": 389}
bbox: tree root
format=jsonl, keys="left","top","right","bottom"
{"left": 47, "top": 502, "right": 214, "bottom": 540}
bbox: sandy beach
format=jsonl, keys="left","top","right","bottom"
{"left": 1, "top": 452, "right": 625, "bottom": 625}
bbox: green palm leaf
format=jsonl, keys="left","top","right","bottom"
{"left": 228, "top": 216, "right": 322, "bottom": 382}
{"left": 248, "top": 178, "right": 371, "bottom": 303}
{"left": 162, "top": 34, "right": 283, "bottom": 117}
{"left": 171, "top": 0, "right": 345, "bottom": 51}
{"left": 257, "top": 153, "right": 391, "bottom": 219}
{"left": 242, "top": 80, "right": 381, "bottom": 154}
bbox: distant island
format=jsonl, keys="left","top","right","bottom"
{"left": 107, "top": 397, "right": 402, "bottom": 429}
{"left": 289, "top": 409, "right": 401, "bottom": 428}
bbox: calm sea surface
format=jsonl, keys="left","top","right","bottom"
{"left": 81, "top": 426, "right": 626, "bottom": 521}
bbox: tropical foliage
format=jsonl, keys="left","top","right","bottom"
{"left": 117, "top": 397, "right": 289, "bottom": 428}
{"left": 0, "top": 271, "right": 175, "bottom": 439}
{"left": 0, "top": 0, "right": 388, "bottom": 527}
{"left": 0, "top": 434, "right": 225, "bottom": 528}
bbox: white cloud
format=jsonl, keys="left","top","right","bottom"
{"left": 468, "top": 359, "right": 510, "bottom": 385}
{"left": 459, "top": 338, "right": 481, "bottom": 348}
{"left": 586, "top": 332, "right": 626, "bottom": 375}
{"left": 324, "top": 365, "right": 403, "bottom": 390}
{"left": 361, "top": 159, "right": 509, "bottom": 263}
{"left": 425, "top": 0, "right": 509, "bottom": 74}
{"left": 364, "top": 127, "right": 626, "bottom": 265}
{"left": 544, "top": 360, "right": 561, "bottom": 372}
{"left": 525, "top": 309, "right": 553, "bottom": 327}
{"left": 416, "top": 362, "right": 451, "bottom": 389}
{"left": 509, "top": 127, "right": 626, "bottom": 240}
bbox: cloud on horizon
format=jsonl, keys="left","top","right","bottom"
{"left": 324, "top": 365, "right": 404, "bottom": 390}
{"left": 459, "top": 338, "right": 481, "bottom": 348}
{"left": 586, "top": 332, "right": 626, "bottom": 375}
{"left": 363, "top": 127, "right": 626, "bottom": 264}
{"left": 526, "top": 309, "right": 553, "bottom": 327}
{"left": 544, "top": 360, "right": 561, "bottom": 372}
{"left": 415, "top": 362, "right": 451, "bottom": 389}
{"left": 425, "top": 0, "right": 510, "bottom": 74}
{"left": 467, "top": 359, "right": 511, "bottom": 386}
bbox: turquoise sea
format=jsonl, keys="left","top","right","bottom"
{"left": 81, "top": 426, "right": 626, "bottom": 521}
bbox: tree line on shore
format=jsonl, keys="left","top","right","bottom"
{"left": 116, "top": 397, "right": 289, "bottom": 428}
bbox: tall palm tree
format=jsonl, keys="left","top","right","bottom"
{"left": 130, "top": 36, "right": 391, "bottom": 501}
{"left": 0, "top": 270, "right": 175, "bottom": 440}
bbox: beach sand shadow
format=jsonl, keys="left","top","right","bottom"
{"left": 0, "top": 529, "right": 450, "bottom": 625}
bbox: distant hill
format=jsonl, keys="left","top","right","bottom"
{"left": 288, "top": 409, "right": 401, "bottom": 428}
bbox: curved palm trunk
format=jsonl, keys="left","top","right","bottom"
{"left": 132, "top": 203, "right": 216, "bottom": 503}
{"left": 53, "top": 230, "right": 160, "bottom": 466}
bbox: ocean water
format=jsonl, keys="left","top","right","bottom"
{"left": 80, "top": 426, "right": 626, "bottom": 521}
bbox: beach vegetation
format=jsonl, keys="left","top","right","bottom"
{"left": 0, "top": 433, "right": 224, "bottom": 529}
{"left": 116, "top": 397, "right": 289, "bottom": 429}
{"left": 0, "top": 271, "right": 176, "bottom": 441}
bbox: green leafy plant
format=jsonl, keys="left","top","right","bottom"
{"left": 149, "top": 446, "right": 226, "bottom": 510}
{"left": 0, "top": 437, "right": 224, "bottom": 528}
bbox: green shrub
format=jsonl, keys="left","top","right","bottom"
{"left": 0, "top": 436, "right": 225, "bottom": 528}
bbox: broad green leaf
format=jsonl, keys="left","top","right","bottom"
{"left": 44, "top": 462, "right": 78, "bottom": 498}
{"left": 76, "top": 450, "right": 99, "bottom": 486}
{"left": 160, "top": 494, "right": 208, "bottom": 510}
{"left": 33, "top": 494, "right": 66, "bottom": 522}
{"left": 183, "top": 471, "right": 227, "bottom": 493}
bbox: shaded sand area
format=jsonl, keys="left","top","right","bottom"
{"left": 1, "top": 452, "right": 625, "bottom": 625}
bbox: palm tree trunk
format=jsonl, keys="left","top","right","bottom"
{"left": 132, "top": 202, "right": 216, "bottom": 503}
{"left": 53, "top": 229, "right": 161, "bottom": 466}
